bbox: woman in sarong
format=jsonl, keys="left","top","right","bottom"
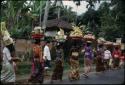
{"left": 68, "top": 47, "right": 80, "bottom": 81}
{"left": 28, "top": 38, "right": 44, "bottom": 83}
{"left": 83, "top": 42, "right": 94, "bottom": 78}
{"left": 112, "top": 47, "right": 121, "bottom": 69}
{"left": 1, "top": 37, "right": 16, "bottom": 83}
{"left": 51, "top": 43, "right": 64, "bottom": 83}
{"left": 96, "top": 44, "right": 105, "bottom": 72}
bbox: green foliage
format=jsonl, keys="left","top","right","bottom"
{"left": 46, "top": 3, "right": 77, "bottom": 23}
{"left": 10, "top": 25, "right": 32, "bottom": 39}
{"left": 99, "top": 1, "right": 125, "bottom": 41}
{"left": 1, "top": 0, "right": 124, "bottom": 41}
{"left": 77, "top": 1, "right": 125, "bottom": 41}
{"left": 16, "top": 62, "right": 31, "bottom": 75}
{"left": 1, "top": 0, "right": 46, "bottom": 39}
{"left": 61, "top": 6, "right": 77, "bottom": 22}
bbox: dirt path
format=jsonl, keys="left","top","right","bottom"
{"left": 16, "top": 67, "right": 86, "bottom": 83}
{"left": 15, "top": 65, "right": 98, "bottom": 83}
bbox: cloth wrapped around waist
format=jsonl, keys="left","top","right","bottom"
{"left": 71, "top": 52, "right": 79, "bottom": 60}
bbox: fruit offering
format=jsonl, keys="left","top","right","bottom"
{"left": 55, "top": 28, "right": 67, "bottom": 41}
{"left": 70, "top": 26, "right": 83, "bottom": 37}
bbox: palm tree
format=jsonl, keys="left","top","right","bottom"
{"left": 61, "top": 6, "right": 77, "bottom": 23}
{"left": 53, "top": 0, "right": 63, "bottom": 19}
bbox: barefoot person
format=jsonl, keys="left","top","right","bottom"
{"left": 43, "top": 41, "right": 51, "bottom": 75}
{"left": 96, "top": 44, "right": 105, "bottom": 73}
{"left": 119, "top": 50, "right": 125, "bottom": 68}
{"left": 68, "top": 47, "right": 80, "bottom": 81}
{"left": 112, "top": 47, "right": 121, "bottom": 69}
{"left": 1, "top": 36, "right": 16, "bottom": 83}
{"left": 1, "top": 22, "right": 19, "bottom": 83}
{"left": 51, "top": 43, "right": 64, "bottom": 83}
{"left": 104, "top": 47, "right": 112, "bottom": 70}
{"left": 83, "top": 41, "right": 93, "bottom": 78}
{"left": 28, "top": 26, "right": 44, "bottom": 83}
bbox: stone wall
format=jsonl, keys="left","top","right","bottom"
{"left": 15, "top": 39, "right": 32, "bottom": 53}
{"left": 15, "top": 39, "right": 32, "bottom": 61}
{"left": 14, "top": 39, "right": 53, "bottom": 61}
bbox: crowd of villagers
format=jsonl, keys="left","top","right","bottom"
{"left": 0, "top": 22, "right": 125, "bottom": 84}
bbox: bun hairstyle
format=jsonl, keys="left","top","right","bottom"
{"left": 6, "top": 43, "right": 16, "bottom": 57}
{"left": 56, "top": 43, "right": 61, "bottom": 49}
{"left": 115, "top": 47, "right": 119, "bottom": 50}
{"left": 99, "top": 44, "right": 103, "bottom": 48}
{"left": 1, "top": 21, "right": 16, "bottom": 57}
{"left": 34, "top": 39, "right": 41, "bottom": 44}
{"left": 46, "top": 41, "right": 50, "bottom": 44}
{"left": 6, "top": 43, "right": 15, "bottom": 53}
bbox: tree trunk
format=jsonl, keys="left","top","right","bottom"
{"left": 16, "top": 9, "right": 21, "bottom": 27}
{"left": 39, "top": 1, "right": 43, "bottom": 27}
{"left": 42, "top": 0, "right": 50, "bottom": 31}
{"left": 56, "top": 1, "right": 63, "bottom": 19}
{"left": 58, "top": 7, "right": 61, "bottom": 19}
{"left": 0, "top": 35, "right": 2, "bottom": 77}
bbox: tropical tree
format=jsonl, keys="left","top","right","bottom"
{"left": 41, "top": 1, "right": 77, "bottom": 23}
{"left": 42, "top": 0, "right": 50, "bottom": 32}
{"left": 1, "top": 1, "right": 26, "bottom": 30}
{"left": 53, "top": 0, "right": 63, "bottom": 19}
{"left": 98, "top": 1, "right": 125, "bottom": 41}
{"left": 110, "top": 0, "right": 125, "bottom": 38}
{"left": 73, "top": 0, "right": 101, "bottom": 37}
{"left": 61, "top": 6, "right": 77, "bottom": 23}
{"left": 1, "top": 0, "right": 46, "bottom": 39}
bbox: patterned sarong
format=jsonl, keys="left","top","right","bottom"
{"left": 1, "top": 63, "right": 15, "bottom": 82}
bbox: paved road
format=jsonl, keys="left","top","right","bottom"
{"left": 44, "top": 69, "right": 125, "bottom": 84}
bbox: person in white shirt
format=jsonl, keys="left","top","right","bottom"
{"left": 104, "top": 47, "right": 112, "bottom": 70}
{"left": 43, "top": 41, "right": 51, "bottom": 69}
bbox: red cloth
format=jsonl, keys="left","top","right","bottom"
{"left": 32, "top": 34, "right": 44, "bottom": 39}
{"left": 112, "top": 50, "right": 121, "bottom": 58}
{"left": 120, "top": 55, "right": 125, "bottom": 61}
{"left": 31, "top": 62, "right": 35, "bottom": 74}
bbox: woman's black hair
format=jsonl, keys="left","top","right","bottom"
{"left": 121, "top": 50, "right": 125, "bottom": 54}
{"left": 87, "top": 42, "right": 91, "bottom": 47}
{"left": 107, "top": 47, "right": 110, "bottom": 50}
{"left": 56, "top": 44, "right": 61, "bottom": 49}
{"left": 34, "top": 39, "right": 41, "bottom": 44}
{"left": 6, "top": 44, "right": 15, "bottom": 53}
{"left": 46, "top": 41, "right": 50, "bottom": 44}
{"left": 98, "top": 44, "right": 103, "bottom": 48}
{"left": 115, "top": 47, "right": 119, "bottom": 50}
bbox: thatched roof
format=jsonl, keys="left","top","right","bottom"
{"left": 45, "top": 19, "right": 72, "bottom": 31}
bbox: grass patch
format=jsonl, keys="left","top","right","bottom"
{"left": 16, "top": 62, "right": 31, "bottom": 75}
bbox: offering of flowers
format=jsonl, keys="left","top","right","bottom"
{"left": 55, "top": 28, "right": 67, "bottom": 42}
{"left": 113, "top": 42, "right": 121, "bottom": 47}
{"left": 97, "top": 37, "right": 106, "bottom": 44}
{"left": 70, "top": 26, "right": 83, "bottom": 38}
{"left": 31, "top": 26, "right": 44, "bottom": 39}
{"left": 104, "top": 41, "right": 113, "bottom": 46}
{"left": 83, "top": 32, "right": 95, "bottom": 41}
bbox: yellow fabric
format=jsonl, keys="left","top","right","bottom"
{"left": 0, "top": 22, "right": 10, "bottom": 36}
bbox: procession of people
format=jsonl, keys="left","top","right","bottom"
{"left": 1, "top": 22, "right": 125, "bottom": 84}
